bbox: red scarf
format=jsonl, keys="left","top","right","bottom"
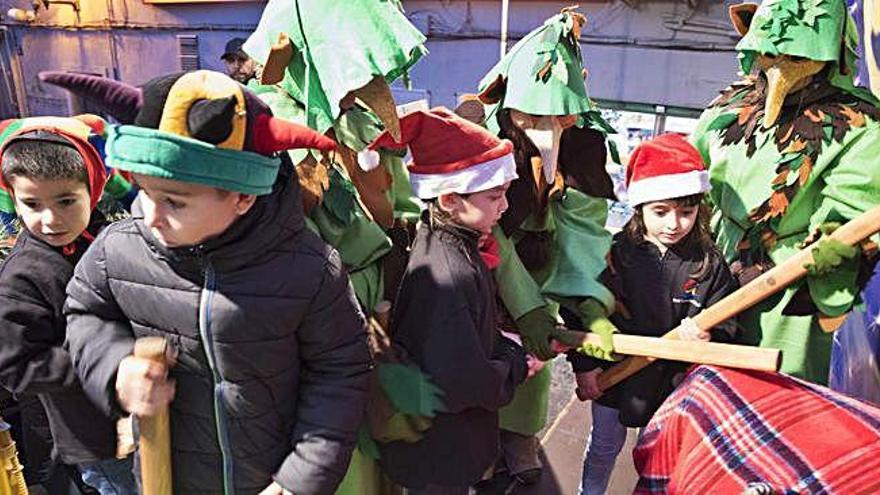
{"left": 479, "top": 233, "right": 501, "bottom": 270}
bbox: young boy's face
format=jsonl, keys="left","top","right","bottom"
{"left": 134, "top": 174, "right": 256, "bottom": 248}
{"left": 440, "top": 183, "right": 510, "bottom": 234}
{"left": 9, "top": 175, "right": 91, "bottom": 247}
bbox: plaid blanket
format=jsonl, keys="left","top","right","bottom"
{"left": 633, "top": 366, "right": 880, "bottom": 494}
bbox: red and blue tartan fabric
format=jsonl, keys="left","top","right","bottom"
{"left": 633, "top": 365, "right": 880, "bottom": 494}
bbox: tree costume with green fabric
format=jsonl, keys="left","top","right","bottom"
{"left": 471, "top": 8, "right": 619, "bottom": 481}
{"left": 691, "top": 0, "right": 880, "bottom": 385}
{"left": 243, "top": 1, "right": 438, "bottom": 493}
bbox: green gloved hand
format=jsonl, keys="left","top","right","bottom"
{"left": 576, "top": 298, "right": 618, "bottom": 362}
{"left": 515, "top": 306, "right": 559, "bottom": 361}
{"left": 804, "top": 225, "right": 859, "bottom": 277}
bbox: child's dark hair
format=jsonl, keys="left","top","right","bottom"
{"left": 1, "top": 136, "right": 87, "bottom": 188}
{"left": 623, "top": 193, "right": 721, "bottom": 280}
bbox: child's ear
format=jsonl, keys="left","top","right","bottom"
{"left": 234, "top": 193, "right": 258, "bottom": 215}
{"left": 437, "top": 193, "right": 463, "bottom": 214}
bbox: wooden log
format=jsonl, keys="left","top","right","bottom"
{"left": 598, "top": 203, "right": 880, "bottom": 391}
{"left": 577, "top": 332, "right": 781, "bottom": 372}
{"left": 133, "top": 337, "right": 173, "bottom": 495}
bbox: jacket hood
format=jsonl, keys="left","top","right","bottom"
{"left": 0, "top": 116, "right": 111, "bottom": 213}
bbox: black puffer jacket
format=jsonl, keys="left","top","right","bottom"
{"left": 0, "top": 219, "right": 118, "bottom": 465}
{"left": 65, "top": 165, "right": 372, "bottom": 494}
{"left": 379, "top": 216, "right": 528, "bottom": 488}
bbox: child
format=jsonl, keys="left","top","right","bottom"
{"left": 366, "top": 108, "right": 529, "bottom": 494}
{"left": 569, "top": 134, "right": 739, "bottom": 495}
{"left": 48, "top": 70, "right": 372, "bottom": 494}
{"left": 0, "top": 117, "right": 137, "bottom": 493}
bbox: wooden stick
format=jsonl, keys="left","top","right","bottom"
{"left": 134, "top": 337, "right": 173, "bottom": 495}
{"left": 598, "top": 203, "right": 880, "bottom": 391}
{"left": 577, "top": 333, "right": 780, "bottom": 372}
{"left": 0, "top": 416, "right": 27, "bottom": 495}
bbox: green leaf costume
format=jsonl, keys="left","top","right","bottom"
{"left": 244, "top": 2, "right": 429, "bottom": 492}
{"left": 478, "top": 10, "right": 615, "bottom": 436}
{"left": 244, "top": 0, "right": 427, "bottom": 134}
{"left": 691, "top": 0, "right": 880, "bottom": 384}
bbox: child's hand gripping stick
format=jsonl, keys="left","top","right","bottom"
{"left": 132, "top": 337, "right": 174, "bottom": 495}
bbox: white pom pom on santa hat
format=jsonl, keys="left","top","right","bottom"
{"left": 357, "top": 148, "right": 382, "bottom": 171}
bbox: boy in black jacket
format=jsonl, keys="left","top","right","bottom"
{"left": 366, "top": 108, "right": 529, "bottom": 494}
{"left": 0, "top": 116, "right": 136, "bottom": 493}
{"left": 43, "top": 70, "right": 370, "bottom": 495}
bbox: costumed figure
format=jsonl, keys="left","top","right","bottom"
{"left": 469, "top": 7, "right": 621, "bottom": 484}
{"left": 691, "top": 0, "right": 880, "bottom": 384}
{"left": 633, "top": 365, "right": 880, "bottom": 494}
{"left": 242, "top": 1, "right": 435, "bottom": 493}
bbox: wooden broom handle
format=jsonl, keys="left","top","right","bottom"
{"left": 598, "top": 203, "right": 880, "bottom": 391}
{"left": 575, "top": 333, "right": 781, "bottom": 372}
{"left": 133, "top": 337, "right": 173, "bottom": 495}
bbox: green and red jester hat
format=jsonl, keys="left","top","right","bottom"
{"left": 39, "top": 69, "right": 336, "bottom": 195}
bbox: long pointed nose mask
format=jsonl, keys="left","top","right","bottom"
{"left": 510, "top": 110, "right": 577, "bottom": 183}
{"left": 757, "top": 54, "right": 825, "bottom": 128}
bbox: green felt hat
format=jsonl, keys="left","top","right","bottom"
{"left": 734, "top": 0, "right": 878, "bottom": 102}
{"left": 736, "top": 1, "right": 854, "bottom": 77}
{"left": 478, "top": 10, "right": 594, "bottom": 119}
{"left": 244, "top": 0, "right": 427, "bottom": 135}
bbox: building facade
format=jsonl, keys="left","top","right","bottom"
{"left": 0, "top": 0, "right": 874, "bottom": 121}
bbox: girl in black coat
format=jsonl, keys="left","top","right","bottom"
{"left": 568, "top": 135, "right": 739, "bottom": 494}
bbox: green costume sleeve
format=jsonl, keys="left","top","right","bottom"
{"left": 541, "top": 189, "right": 614, "bottom": 312}
{"left": 388, "top": 155, "right": 422, "bottom": 223}
{"left": 310, "top": 194, "right": 392, "bottom": 311}
{"left": 492, "top": 226, "right": 547, "bottom": 320}
{"left": 805, "top": 122, "right": 880, "bottom": 316}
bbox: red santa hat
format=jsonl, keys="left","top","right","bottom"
{"left": 625, "top": 133, "right": 710, "bottom": 206}
{"left": 359, "top": 107, "right": 517, "bottom": 199}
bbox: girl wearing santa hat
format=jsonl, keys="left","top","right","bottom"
{"left": 568, "top": 133, "right": 740, "bottom": 494}
{"left": 366, "top": 108, "right": 529, "bottom": 493}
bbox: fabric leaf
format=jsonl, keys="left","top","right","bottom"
{"left": 804, "top": 109, "right": 824, "bottom": 123}
{"left": 737, "top": 105, "right": 755, "bottom": 125}
{"left": 768, "top": 191, "right": 789, "bottom": 218}
{"left": 323, "top": 167, "right": 359, "bottom": 225}
{"left": 607, "top": 139, "right": 621, "bottom": 165}
{"left": 377, "top": 363, "right": 446, "bottom": 417}
{"left": 798, "top": 155, "right": 813, "bottom": 186}
{"left": 708, "top": 112, "right": 738, "bottom": 132}
{"left": 839, "top": 105, "right": 866, "bottom": 128}
{"left": 783, "top": 138, "right": 807, "bottom": 154}
{"left": 822, "top": 124, "right": 834, "bottom": 143}
{"left": 771, "top": 170, "right": 790, "bottom": 188}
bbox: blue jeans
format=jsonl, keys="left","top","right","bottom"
{"left": 579, "top": 402, "right": 628, "bottom": 495}
{"left": 78, "top": 455, "right": 137, "bottom": 495}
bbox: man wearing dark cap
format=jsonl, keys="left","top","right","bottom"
{"left": 221, "top": 37, "right": 257, "bottom": 84}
